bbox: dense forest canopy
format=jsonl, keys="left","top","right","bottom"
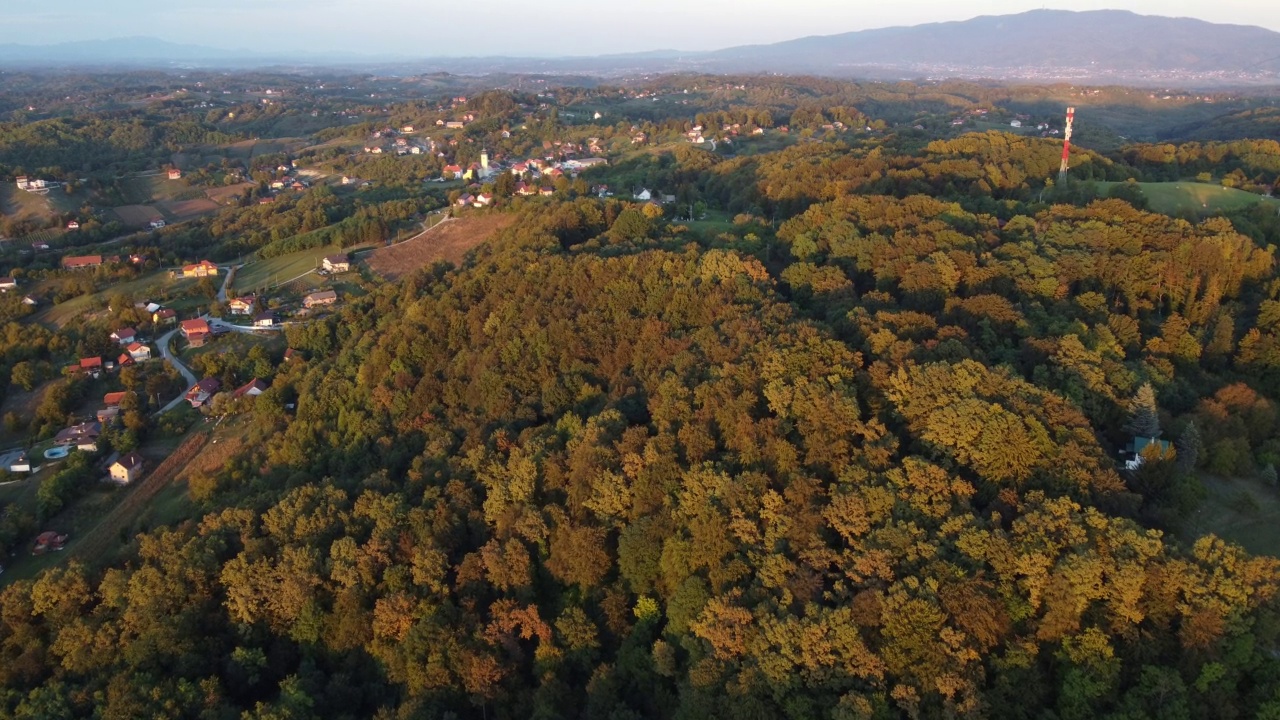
{"left": 1, "top": 70, "right": 1280, "bottom": 719}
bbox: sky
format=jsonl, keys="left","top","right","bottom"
{"left": 1, "top": 0, "right": 1278, "bottom": 57}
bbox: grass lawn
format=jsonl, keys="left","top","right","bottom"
{"left": 1093, "top": 181, "right": 1280, "bottom": 217}
{"left": 1180, "top": 473, "right": 1280, "bottom": 557}
{"left": 682, "top": 209, "right": 737, "bottom": 237}
{"left": 181, "top": 330, "right": 284, "bottom": 364}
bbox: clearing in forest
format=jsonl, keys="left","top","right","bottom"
{"left": 366, "top": 213, "right": 514, "bottom": 281}
{"left": 1095, "top": 181, "right": 1279, "bottom": 216}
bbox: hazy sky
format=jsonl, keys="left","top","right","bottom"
{"left": 2, "top": 0, "right": 1278, "bottom": 56}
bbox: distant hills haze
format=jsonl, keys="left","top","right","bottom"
{"left": 1, "top": 10, "right": 1278, "bottom": 83}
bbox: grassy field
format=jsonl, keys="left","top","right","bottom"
{"left": 683, "top": 209, "right": 736, "bottom": 237}
{"left": 30, "top": 272, "right": 198, "bottom": 328}
{"left": 1181, "top": 473, "right": 1280, "bottom": 557}
{"left": 233, "top": 244, "right": 358, "bottom": 293}
{"left": 234, "top": 239, "right": 376, "bottom": 293}
{"left": 1094, "top": 181, "right": 1280, "bottom": 216}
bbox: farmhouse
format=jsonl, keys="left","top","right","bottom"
{"left": 168, "top": 169, "right": 182, "bottom": 180}
{"left": 181, "top": 260, "right": 219, "bottom": 278}
{"left": 154, "top": 308, "right": 177, "bottom": 324}
{"left": 109, "top": 452, "right": 145, "bottom": 485}
{"left": 227, "top": 296, "right": 256, "bottom": 315}
{"left": 322, "top": 254, "right": 351, "bottom": 273}
{"left": 303, "top": 290, "right": 338, "bottom": 309}
{"left": 66, "top": 221, "right": 80, "bottom": 230}
{"left": 62, "top": 255, "right": 103, "bottom": 270}
{"left": 1123, "top": 437, "right": 1174, "bottom": 471}
{"left": 8, "top": 453, "right": 30, "bottom": 474}
{"left": 22, "top": 295, "right": 38, "bottom": 306}
{"left": 0, "top": 277, "right": 15, "bottom": 292}
{"left": 150, "top": 219, "right": 166, "bottom": 229}
{"left": 254, "top": 311, "right": 276, "bottom": 327}
{"left": 186, "top": 378, "right": 222, "bottom": 408}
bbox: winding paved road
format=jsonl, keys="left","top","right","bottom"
{"left": 152, "top": 264, "right": 239, "bottom": 416}
{"left": 154, "top": 326, "right": 197, "bottom": 416}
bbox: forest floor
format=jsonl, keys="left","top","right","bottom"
{"left": 1183, "top": 472, "right": 1280, "bottom": 557}
{"left": 365, "top": 212, "right": 514, "bottom": 280}
{"left": 1094, "top": 181, "right": 1279, "bottom": 216}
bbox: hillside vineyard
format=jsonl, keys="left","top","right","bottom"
{"left": 0, "top": 71, "right": 1278, "bottom": 720}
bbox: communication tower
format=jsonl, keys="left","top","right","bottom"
{"left": 1058, "top": 107, "right": 1075, "bottom": 181}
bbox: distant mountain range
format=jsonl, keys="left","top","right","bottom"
{"left": 3, "top": 11, "right": 1280, "bottom": 84}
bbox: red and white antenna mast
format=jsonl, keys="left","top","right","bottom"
{"left": 1058, "top": 106, "right": 1075, "bottom": 181}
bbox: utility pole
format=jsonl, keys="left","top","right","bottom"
{"left": 1058, "top": 107, "right": 1075, "bottom": 182}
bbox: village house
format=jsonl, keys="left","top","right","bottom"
{"left": 149, "top": 219, "right": 166, "bottom": 229}
{"left": 111, "top": 328, "right": 137, "bottom": 345}
{"left": 303, "top": 290, "right": 338, "bottom": 309}
{"left": 633, "top": 188, "right": 653, "bottom": 201}
{"left": 62, "top": 255, "right": 103, "bottom": 270}
{"left": 109, "top": 452, "right": 145, "bottom": 485}
{"left": 103, "top": 391, "right": 130, "bottom": 408}
{"left": 475, "top": 193, "right": 493, "bottom": 207}
{"left": 180, "top": 318, "right": 210, "bottom": 341}
{"left": 0, "top": 277, "right": 16, "bottom": 292}
{"left": 154, "top": 308, "right": 177, "bottom": 325}
{"left": 167, "top": 169, "right": 182, "bottom": 180}
{"left": 1122, "top": 437, "right": 1174, "bottom": 471}
{"left": 66, "top": 221, "right": 80, "bottom": 230}
{"left": 78, "top": 357, "right": 104, "bottom": 378}
{"left": 22, "top": 295, "right": 38, "bottom": 306}
{"left": 54, "top": 421, "right": 101, "bottom": 452}
{"left": 127, "top": 342, "right": 151, "bottom": 362}
{"left": 254, "top": 311, "right": 276, "bottom": 328}
{"left": 186, "top": 378, "right": 221, "bottom": 408}
{"left": 227, "top": 296, "right": 256, "bottom": 315}
{"left": 233, "top": 378, "right": 269, "bottom": 400}
{"left": 456, "top": 193, "right": 476, "bottom": 207}
{"left": 322, "top": 254, "right": 350, "bottom": 273}
{"left": 181, "top": 260, "right": 219, "bottom": 278}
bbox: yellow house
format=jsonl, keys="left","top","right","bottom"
{"left": 181, "top": 260, "right": 219, "bottom": 278}
{"left": 109, "top": 452, "right": 144, "bottom": 485}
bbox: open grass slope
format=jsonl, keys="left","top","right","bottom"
{"left": 1182, "top": 473, "right": 1280, "bottom": 558}
{"left": 233, "top": 243, "right": 362, "bottom": 293}
{"left": 366, "top": 213, "right": 515, "bottom": 281}
{"left": 1095, "top": 181, "right": 1280, "bottom": 216}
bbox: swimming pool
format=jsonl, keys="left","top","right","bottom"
{"left": 43, "top": 446, "right": 70, "bottom": 460}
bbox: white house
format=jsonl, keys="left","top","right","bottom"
{"left": 109, "top": 452, "right": 144, "bottom": 485}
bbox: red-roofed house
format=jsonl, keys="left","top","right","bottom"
{"left": 103, "top": 391, "right": 129, "bottom": 407}
{"left": 79, "top": 357, "right": 103, "bottom": 377}
{"left": 233, "top": 378, "right": 269, "bottom": 399}
{"left": 227, "top": 296, "right": 255, "bottom": 315}
{"left": 181, "top": 319, "right": 210, "bottom": 338}
{"left": 181, "top": 260, "right": 219, "bottom": 278}
{"left": 62, "top": 255, "right": 103, "bottom": 270}
{"left": 154, "top": 308, "right": 177, "bottom": 324}
{"left": 186, "top": 378, "right": 221, "bottom": 407}
{"left": 127, "top": 342, "right": 151, "bottom": 362}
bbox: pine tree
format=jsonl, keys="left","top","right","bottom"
{"left": 1261, "top": 464, "right": 1278, "bottom": 487}
{"left": 1126, "top": 383, "right": 1162, "bottom": 439}
{"left": 1177, "top": 420, "right": 1202, "bottom": 472}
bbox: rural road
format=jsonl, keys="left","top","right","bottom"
{"left": 216, "top": 265, "right": 239, "bottom": 302}
{"left": 154, "top": 327, "right": 197, "bottom": 416}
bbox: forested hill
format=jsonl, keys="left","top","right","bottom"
{"left": 6, "top": 171, "right": 1280, "bottom": 716}
{"left": 706, "top": 10, "right": 1280, "bottom": 77}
